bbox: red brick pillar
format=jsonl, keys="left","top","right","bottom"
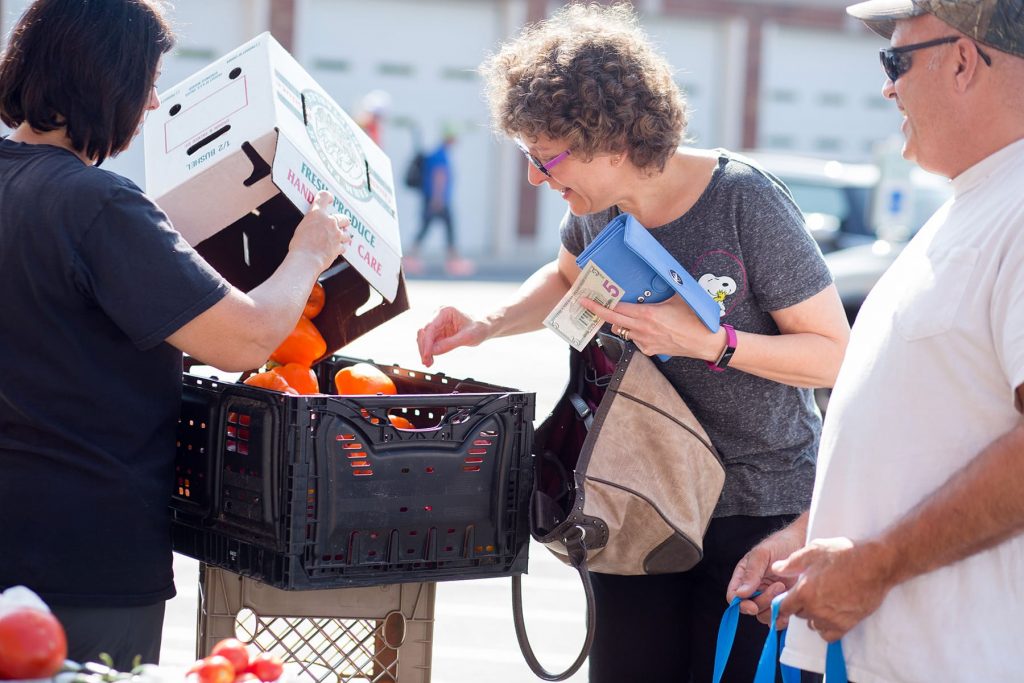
{"left": 514, "top": 0, "right": 549, "bottom": 240}
{"left": 268, "top": 0, "right": 296, "bottom": 53}
{"left": 742, "top": 17, "right": 764, "bottom": 151}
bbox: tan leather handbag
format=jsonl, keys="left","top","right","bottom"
{"left": 512, "top": 334, "right": 725, "bottom": 681}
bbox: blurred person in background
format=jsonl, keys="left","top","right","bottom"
{"left": 415, "top": 4, "right": 849, "bottom": 681}
{"left": 0, "top": 0, "right": 349, "bottom": 667}
{"left": 404, "top": 125, "right": 476, "bottom": 277}
{"left": 354, "top": 88, "right": 390, "bottom": 146}
{"left": 728, "top": 1, "right": 1024, "bottom": 681}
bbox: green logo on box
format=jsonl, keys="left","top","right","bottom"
{"left": 302, "top": 89, "right": 371, "bottom": 202}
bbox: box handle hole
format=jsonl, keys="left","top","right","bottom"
{"left": 186, "top": 124, "right": 230, "bottom": 156}
{"left": 381, "top": 610, "right": 407, "bottom": 649}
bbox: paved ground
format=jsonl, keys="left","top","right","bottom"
{"left": 161, "top": 275, "right": 592, "bottom": 682}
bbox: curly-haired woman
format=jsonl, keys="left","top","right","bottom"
{"left": 416, "top": 3, "right": 849, "bottom": 681}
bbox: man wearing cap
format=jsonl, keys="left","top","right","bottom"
{"left": 726, "top": 1, "right": 1024, "bottom": 680}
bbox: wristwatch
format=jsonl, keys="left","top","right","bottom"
{"left": 706, "top": 323, "right": 737, "bottom": 373}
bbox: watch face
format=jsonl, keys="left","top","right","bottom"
{"left": 715, "top": 324, "right": 737, "bottom": 369}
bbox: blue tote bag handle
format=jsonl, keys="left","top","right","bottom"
{"left": 713, "top": 593, "right": 848, "bottom": 683}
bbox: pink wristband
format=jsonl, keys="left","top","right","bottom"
{"left": 706, "top": 323, "right": 737, "bottom": 373}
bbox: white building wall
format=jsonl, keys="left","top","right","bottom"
{"left": 1, "top": 0, "right": 910, "bottom": 260}
{"left": 642, "top": 14, "right": 728, "bottom": 149}
{"left": 758, "top": 22, "right": 899, "bottom": 161}
{"left": 293, "top": 0, "right": 506, "bottom": 260}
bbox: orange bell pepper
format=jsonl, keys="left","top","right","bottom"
{"left": 388, "top": 414, "right": 414, "bottom": 429}
{"left": 334, "top": 362, "right": 397, "bottom": 395}
{"left": 356, "top": 409, "right": 413, "bottom": 429}
{"left": 272, "top": 363, "right": 319, "bottom": 394}
{"left": 304, "top": 282, "right": 326, "bottom": 319}
{"left": 270, "top": 316, "right": 326, "bottom": 367}
{"left": 243, "top": 371, "right": 299, "bottom": 395}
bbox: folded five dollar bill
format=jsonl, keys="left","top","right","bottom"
{"left": 543, "top": 260, "right": 624, "bottom": 351}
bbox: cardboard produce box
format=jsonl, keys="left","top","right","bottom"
{"left": 144, "top": 31, "right": 407, "bottom": 350}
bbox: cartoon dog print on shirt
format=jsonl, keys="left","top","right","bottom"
{"left": 698, "top": 273, "right": 737, "bottom": 315}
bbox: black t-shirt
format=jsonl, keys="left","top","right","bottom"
{"left": 0, "top": 139, "right": 229, "bottom": 607}
{"left": 562, "top": 150, "right": 833, "bottom": 518}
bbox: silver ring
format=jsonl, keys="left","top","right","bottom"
{"left": 620, "top": 327, "right": 631, "bottom": 342}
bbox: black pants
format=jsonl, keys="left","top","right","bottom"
{"left": 588, "top": 514, "right": 821, "bottom": 683}
{"left": 51, "top": 601, "right": 165, "bottom": 670}
{"left": 414, "top": 204, "right": 455, "bottom": 250}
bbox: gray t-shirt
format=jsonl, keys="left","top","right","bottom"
{"left": 561, "top": 150, "right": 833, "bottom": 517}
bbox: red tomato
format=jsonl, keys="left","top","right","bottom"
{"left": 246, "top": 652, "right": 284, "bottom": 682}
{"left": 0, "top": 608, "right": 67, "bottom": 680}
{"left": 210, "top": 638, "right": 249, "bottom": 675}
{"left": 187, "top": 655, "right": 235, "bottom": 683}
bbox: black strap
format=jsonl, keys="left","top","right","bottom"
{"left": 511, "top": 526, "right": 597, "bottom": 681}
{"left": 568, "top": 392, "right": 594, "bottom": 430}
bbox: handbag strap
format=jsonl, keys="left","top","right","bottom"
{"left": 713, "top": 593, "right": 848, "bottom": 683}
{"left": 511, "top": 525, "right": 597, "bottom": 681}
{"left": 508, "top": 340, "right": 620, "bottom": 680}
{"left": 568, "top": 392, "right": 594, "bottom": 430}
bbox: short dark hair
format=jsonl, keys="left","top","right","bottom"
{"left": 0, "top": 0, "right": 175, "bottom": 164}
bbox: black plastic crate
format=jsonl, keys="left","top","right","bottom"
{"left": 173, "top": 355, "right": 534, "bottom": 590}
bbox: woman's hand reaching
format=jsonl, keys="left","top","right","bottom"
{"left": 416, "top": 306, "right": 491, "bottom": 367}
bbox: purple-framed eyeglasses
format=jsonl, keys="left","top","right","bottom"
{"left": 515, "top": 139, "right": 571, "bottom": 177}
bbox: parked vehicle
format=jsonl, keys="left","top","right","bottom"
{"left": 744, "top": 151, "right": 879, "bottom": 254}
{"left": 744, "top": 151, "right": 951, "bottom": 275}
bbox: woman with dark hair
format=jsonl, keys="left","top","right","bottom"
{"left": 0, "top": 0, "right": 173, "bottom": 165}
{"left": 416, "top": 4, "right": 849, "bottom": 681}
{"left": 0, "top": 0, "right": 350, "bottom": 667}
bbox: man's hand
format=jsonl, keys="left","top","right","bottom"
{"left": 726, "top": 516, "right": 807, "bottom": 627}
{"left": 774, "top": 537, "right": 896, "bottom": 643}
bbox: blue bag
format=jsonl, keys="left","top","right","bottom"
{"left": 713, "top": 593, "right": 848, "bottom": 683}
{"left": 575, "top": 213, "right": 720, "bottom": 361}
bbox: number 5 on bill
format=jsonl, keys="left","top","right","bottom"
{"left": 543, "top": 260, "right": 625, "bottom": 351}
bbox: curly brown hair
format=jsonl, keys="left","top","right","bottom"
{"left": 480, "top": 2, "right": 687, "bottom": 173}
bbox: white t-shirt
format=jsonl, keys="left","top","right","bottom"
{"left": 781, "top": 138, "right": 1024, "bottom": 683}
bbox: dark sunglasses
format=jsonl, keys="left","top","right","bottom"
{"left": 880, "top": 35, "right": 992, "bottom": 81}
{"left": 514, "top": 139, "right": 571, "bottom": 177}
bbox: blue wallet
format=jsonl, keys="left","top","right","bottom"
{"left": 575, "top": 213, "right": 720, "bottom": 360}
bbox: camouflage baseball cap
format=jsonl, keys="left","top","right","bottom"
{"left": 846, "top": 0, "right": 1024, "bottom": 58}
